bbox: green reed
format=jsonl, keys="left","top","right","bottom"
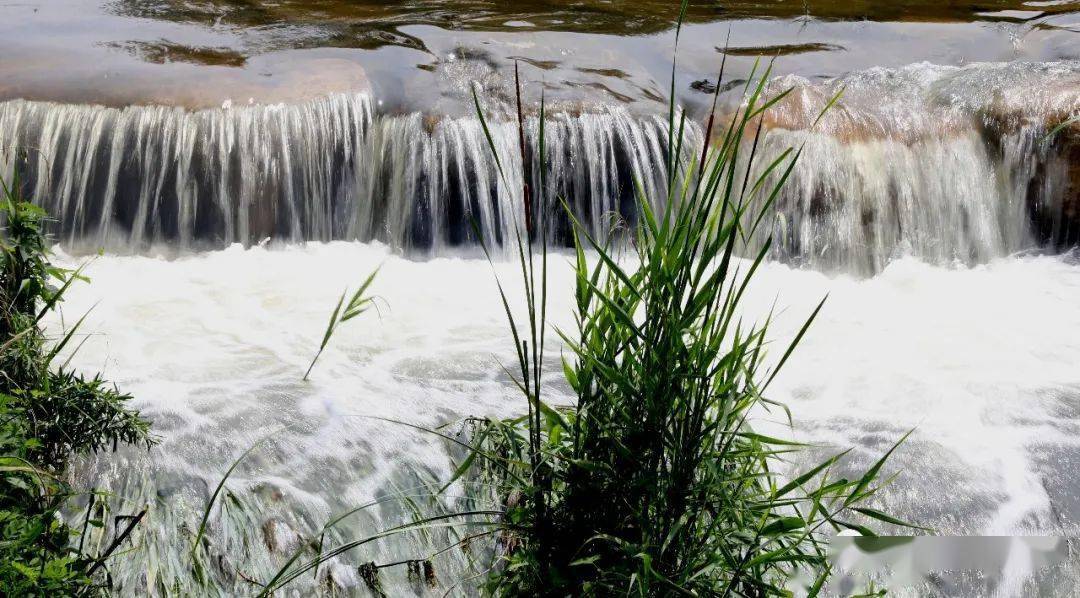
{"left": 303, "top": 267, "right": 380, "bottom": 381}
{"left": 452, "top": 3, "right": 917, "bottom": 595}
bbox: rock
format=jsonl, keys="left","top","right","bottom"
{"left": 261, "top": 518, "right": 302, "bottom": 554}
{"left": 1045, "top": 118, "right": 1080, "bottom": 247}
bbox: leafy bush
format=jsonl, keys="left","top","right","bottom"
{"left": 0, "top": 171, "right": 153, "bottom": 595}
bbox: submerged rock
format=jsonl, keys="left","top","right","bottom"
{"left": 261, "top": 518, "right": 302, "bottom": 554}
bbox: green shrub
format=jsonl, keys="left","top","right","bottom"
{"left": 0, "top": 171, "right": 153, "bottom": 595}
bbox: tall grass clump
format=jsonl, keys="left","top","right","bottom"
{"left": 454, "top": 7, "right": 914, "bottom": 596}
{"left": 0, "top": 170, "right": 153, "bottom": 594}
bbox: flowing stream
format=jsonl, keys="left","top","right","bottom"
{"left": 4, "top": 0, "right": 1080, "bottom": 594}
{"left": 51, "top": 244, "right": 1080, "bottom": 595}
{"left": 11, "top": 60, "right": 1079, "bottom": 596}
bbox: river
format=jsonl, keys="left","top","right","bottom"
{"left": 6, "top": 0, "right": 1080, "bottom": 595}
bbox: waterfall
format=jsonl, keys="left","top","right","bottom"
{"left": 749, "top": 127, "right": 1040, "bottom": 274}
{"left": 0, "top": 61, "right": 1077, "bottom": 273}
{"left": 347, "top": 108, "right": 686, "bottom": 252}
{"left": 0, "top": 96, "right": 688, "bottom": 254}
{"left": 742, "top": 61, "right": 1080, "bottom": 274}
{"left": 0, "top": 95, "right": 373, "bottom": 249}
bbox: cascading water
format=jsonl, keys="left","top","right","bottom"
{"left": 0, "top": 95, "right": 374, "bottom": 248}
{"left": 0, "top": 95, "right": 689, "bottom": 254}
{"left": 348, "top": 108, "right": 685, "bottom": 251}
{"left": 55, "top": 243, "right": 1080, "bottom": 596}
{"left": 2, "top": 61, "right": 1077, "bottom": 274}
{"left": 741, "top": 61, "right": 1080, "bottom": 274}
{"left": 6, "top": 57, "right": 1080, "bottom": 596}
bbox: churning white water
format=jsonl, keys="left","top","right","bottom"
{"left": 6, "top": 57, "right": 1077, "bottom": 594}
{"left": 47, "top": 242, "right": 1080, "bottom": 594}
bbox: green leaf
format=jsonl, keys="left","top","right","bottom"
{"left": 776, "top": 450, "right": 850, "bottom": 497}
{"left": 760, "top": 516, "right": 805, "bottom": 536}
{"left": 738, "top": 432, "right": 807, "bottom": 447}
{"left": 845, "top": 429, "right": 913, "bottom": 507}
{"left": 851, "top": 507, "right": 925, "bottom": 530}
{"left": 1044, "top": 115, "right": 1078, "bottom": 142}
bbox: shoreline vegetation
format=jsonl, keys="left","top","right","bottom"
{"left": 0, "top": 170, "right": 152, "bottom": 595}
{"left": 0, "top": 3, "right": 914, "bottom": 595}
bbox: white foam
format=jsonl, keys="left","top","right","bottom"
{"left": 43, "top": 243, "right": 1080, "bottom": 592}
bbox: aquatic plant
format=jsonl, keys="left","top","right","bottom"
{"left": 0, "top": 169, "right": 153, "bottom": 595}
{"left": 304, "top": 267, "right": 380, "bottom": 381}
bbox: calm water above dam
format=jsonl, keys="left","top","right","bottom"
{"left": 4, "top": 0, "right": 1080, "bottom": 595}
{"left": 2, "top": 0, "right": 1079, "bottom": 109}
